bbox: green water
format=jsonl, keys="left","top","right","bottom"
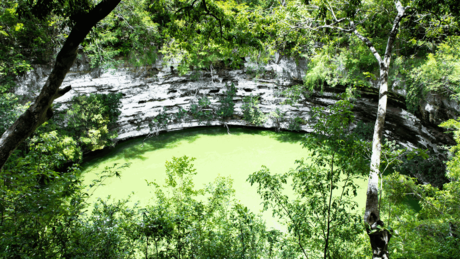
{"left": 82, "top": 127, "right": 367, "bottom": 230}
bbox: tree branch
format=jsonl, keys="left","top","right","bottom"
{"left": 174, "top": 0, "right": 200, "bottom": 16}
{"left": 312, "top": 23, "right": 353, "bottom": 33}
{"left": 0, "top": 0, "right": 121, "bottom": 171}
{"left": 56, "top": 85, "right": 72, "bottom": 99}
{"left": 383, "top": 0, "right": 407, "bottom": 67}
{"left": 350, "top": 21, "right": 383, "bottom": 66}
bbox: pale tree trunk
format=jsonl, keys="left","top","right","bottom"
{"left": 0, "top": 0, "right": 121, "bottom": 171}
{"left": 305, "top": 0, "right": 408, "bottom": 257}
{"left": 352, "top": 1, "right": 406, "bottom": 258}
{"left": 366, "top": 67, "right": 391, "bottom": 259}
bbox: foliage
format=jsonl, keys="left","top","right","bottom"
{"left": 246, "top": 63, "right": 268, "bottom": 79}
{"left": 287, "top": 116, "right": 305, "bottom": 132}
{"left": 189, "top": 96, "right": 214, "bottom": 123}
{"left": 52, "top": 93, "right": 123, "bottom": 153}
{"left": 82, "top": 0, "right": 161, "bottom": 69}
{"left": 353, "top": 121, "right": 374, "bottom": 141}
{"left": 198, "top": 95, "right": 212, "bottom": 108}
{"left": 383, "top": 170, "right": 460, "bottom": 258}
{"left": 1, "top": 0, "right": 277, "bottom": 80}
{"left": 152, "top": 107, "right": 172, "bottom": 130}
{"left": 269, "top": 107, "right": 287, "bottom": 132}
{"left": 0, "top": 162, "right": 85, "bottom": 258}
{"left": 0, "top": 91, "right": 124, "bottom": 257}
{"left": 0, "top": 0, "right": 56, "bottom": 79}
{"left": 406, "top": 36, "right": 460, "bottom": 112}
{"left": 142, "top": 156, "right": 294, "bottom": 258}
{"left": 303, "top": 36, "right": 376, "bottom": 90}
{"left": 248, "top": 98, "right": 371, "bottom": 258}
{"left": 0, "top": 0, "right": 58, "bottom": 136}
{"left": 154, "top": 0, "right": 270, "bottom": 74}
{"left": 281, "top": 84, "right": 307, "bottom": 106}
{"left": 242, "top": 94, "right": 266, "bottom": 125}
{"left": 0, "top": 93, "right": 28, "bottom": 136}
{"left": 366, "top": 117, "right": 460, "bottom": 258}
{"left": 69, "top": 197, "right": 141, "bottom": 258}
{"left": 283, "top": 0, "right": 460, "bottom": 115}
{"left": 439, "top": 118, "right": 460, "bottom": 181}
{"left": 174, "top": 107, "right": 187, "bottom": 123}
{"left": 1, "top": 93, "right": 121, "bottom": 162}
{"left": 0, "top": 160, "right": 138, "bottom": 258}
{"left": 1, "top": 93, "right": 122, "bottom": 177}
{"left": 396, "top": 149, "right": 448, "bottom": 188}
{"left": 217, "top": 82, "right": 237, "bottom": 120}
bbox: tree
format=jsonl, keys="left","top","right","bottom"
{"left": 248, "top": 97, "right": 370, "bottom": 258}
{"left": 0, "top": 0, "right": 243, "bottom": 171}
{"left": 143, "top": 156, "right": 280, "bottom": 258}
{"left": 378, "top": 117, "right": 460, "bottom": 257}
{"left": 242, "top": 94, "right": 267, "bottom": 126}
{"left": 294, "top": 0, "right": 459, "bottom": 256}
{"left": 0, "top": 0, "right": 122, "bottom": 171}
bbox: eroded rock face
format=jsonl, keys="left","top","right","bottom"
{"left": 15, "top": 55, "right": 455, "bottom": 153}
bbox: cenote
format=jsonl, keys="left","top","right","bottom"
{"left": 82, "top": 127, "right": 368, "bottom": 230}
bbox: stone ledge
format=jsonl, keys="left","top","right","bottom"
{"left": 15, "top": 56, "right": 455, "bottom": 155}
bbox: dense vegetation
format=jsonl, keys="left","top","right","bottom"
{"left": 1, "top": 0, "right": 460, "bottom": 258}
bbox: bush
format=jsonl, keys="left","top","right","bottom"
{"left": 217, "top": 82, "right": 237, "bottom": 120}
{"left": 287, "top": 116, "right": 305, "bottom": 132}
{"left": 242, "top": 94, "right": 266, "bottom": 125}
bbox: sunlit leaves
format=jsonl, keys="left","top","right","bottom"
{"left": 248, "top": 97, "right": 370, "bottom": 258}
{"left": 0, "top": 93, "right": 28, "bottom": 135}
{"left": 384, "top": 169, "right": 460, "bottom": 258}
{"left": 440, "top": 118, "right": 460, "bottom": 180}
{"left": 143, "top": 156, "right": 282, "bottom": 258}
{"left": 54, "top": 93, "right": 122, "bottom": 152}
{"left": 406, "top": 36, "right": 460, "bottom": 111}
{"left": 376, "top": 114, "right": 460, "bottom": 258}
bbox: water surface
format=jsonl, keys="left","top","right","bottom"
{"left": 82, "top": 127, "right": 366, "bottom": 230}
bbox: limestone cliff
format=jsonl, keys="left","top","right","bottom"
{"left": 15, "top": 55, "right": 455, "bottom": 153}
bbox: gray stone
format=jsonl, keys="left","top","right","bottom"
{"left": 14, "top": 55, "right": 455, "bottom": 154}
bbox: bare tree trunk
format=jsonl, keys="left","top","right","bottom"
{"left": 0, "top": 0, "right": 121, "bottom": 171}
{"left": 352, "top": 1, "right": 406, "bottom": 258}
{"left": 366, "top": 67, "right": 391, "bottom": 259}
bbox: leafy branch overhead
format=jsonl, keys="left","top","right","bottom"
{"left": 1, "top": 0, "right": 460, "bottom": 258}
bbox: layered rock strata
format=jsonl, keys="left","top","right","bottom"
{"left": 15, "top": 55, "right": 455, "bottom": 153}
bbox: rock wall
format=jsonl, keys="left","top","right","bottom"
{"left": 15, "top": 55, "right": 455, "bottom": 153}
